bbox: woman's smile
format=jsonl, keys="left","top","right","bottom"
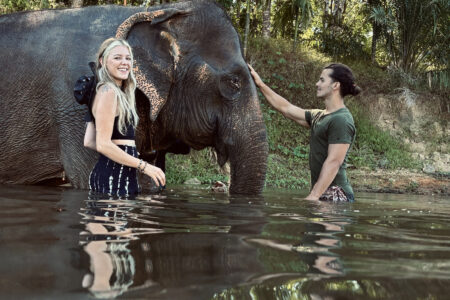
{"left": 106, "top": 45, "right": 132, "bottom": 85}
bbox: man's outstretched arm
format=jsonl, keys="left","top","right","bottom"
{"left": 248, "top": 64, "right": 309, "bottom": 128}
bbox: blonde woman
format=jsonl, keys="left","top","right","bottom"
{"left": 84, "top": 38, "right": 165, "bottom": 196}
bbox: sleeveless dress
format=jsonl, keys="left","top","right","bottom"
{"left": 89, "top": 117, "right": 140, "bottom": 197}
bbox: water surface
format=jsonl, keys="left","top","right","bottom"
{"left": 0, "top": 184, "right": 449, "bottom": 299}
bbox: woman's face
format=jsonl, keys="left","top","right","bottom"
{"left": 105, "top": 45, "right": 131, "bottom": 86}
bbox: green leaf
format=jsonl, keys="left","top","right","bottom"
{"left": 277, "top": 144, "right": 290, "bottom": 155}
{"left": 288, "top": 82, "right": 305, "bottom": 89}
{"left": 272, "top": 73, "right": 285, "bottom": 81}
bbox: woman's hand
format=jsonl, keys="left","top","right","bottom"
{"left": 247, "top": 64, "right": 264, "bottom": 87}
{"left": 142, "top": 163, "right": 166, "bottom": 187}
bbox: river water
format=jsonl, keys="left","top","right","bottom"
{"left": 0, "top": 184, "right": 449, "bottom": 299}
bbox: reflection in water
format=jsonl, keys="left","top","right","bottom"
{"left": 82, "top": 240, "right": 135, "bottom": 298}
{"left": 2, "top": 185, "right": 449, "bottom": 299}
{"left": 75, "top": 189, "right": 450, "bottom": 299}
{"left": 297, "top": 202, "right": 349, "bottom": 276}
{"left": 80, "top": 200, "right": 136, "bottom": 298}
{"left": 248, "top": 200, "right": 349, "bottom": 279}
{"left": 79, "top": 192, "right": 268, "bottom": 299}
{"left": 78, "top": 189, "right": 355, "bottom": 299}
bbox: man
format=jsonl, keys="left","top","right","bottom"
{"left": 249, "top": 63, "right": 361, "bottom": 201}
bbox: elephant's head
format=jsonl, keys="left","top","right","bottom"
{"left": 115, "top": 1, "right": 268, "bottom": 194}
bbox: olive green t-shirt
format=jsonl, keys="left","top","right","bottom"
{"left": 305, "top": 107, "right": 356, "bottom": 195}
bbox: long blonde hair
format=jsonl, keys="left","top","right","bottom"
{"left": 95, "top": 38, "right": 138, "bottom": 134}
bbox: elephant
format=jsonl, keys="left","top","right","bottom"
{"left": 0, "top": 0, "right": 268, "bottom": 194}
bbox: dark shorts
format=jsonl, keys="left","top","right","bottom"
{"left": 346, "top": 192, "right": 355, "bottom": 202}
{"left": 319, "top": 185, "right": 355, "bottom": 202}
{"left": 89, "top": 145, "right": 140, "bottom": 197}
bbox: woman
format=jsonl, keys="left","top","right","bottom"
{"left": 249, "top": 63, "right": 361, "bottom": 202}
{"left": 84, "top": 38, "right": 165, "bottom": 197}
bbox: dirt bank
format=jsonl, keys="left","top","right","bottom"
{"left": 349, "top": 168, "right": 449, "bottom": 196}
{"left": 347, "top": 89, "right": 449, "bottom": 196}
{"left": 361, "top": 91, "right": 449, "bottom": 173}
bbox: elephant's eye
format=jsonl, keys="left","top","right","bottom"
{"left": 230, "top": 76, "right": 240, "bottom": 90}
{"left": 219, "top": 74, "right": 241, "bottom": 101}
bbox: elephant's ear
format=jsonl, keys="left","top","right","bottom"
{"left": 115, "top": 9, "right": 188, "bottom": 121}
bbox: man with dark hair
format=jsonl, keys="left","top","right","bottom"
{"left": 249, "top": 63, "right": 361, "bottom": 202}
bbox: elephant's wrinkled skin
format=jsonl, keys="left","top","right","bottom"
{"left": 0, "top": 0, "right": 268, "bottom": 194}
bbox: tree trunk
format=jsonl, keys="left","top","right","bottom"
{"left": 323, "top": 0, "right": 330, "bottom": 29}
{"left": 71, "top": 0, "right": 83, "bottom": 8}
{"left": 292, "top": 11, "right": 300, "bottom": 52}
{"left": 262, "top": 0, "right": 271, "bottom": 39}
{"left": 332, "top": 0, "right": 339, "bottom": 17}
{"left": 371, "top": 23, "right": 380, "bottom": 63}
{"left": 332, "top": 0, "right": 346, "bottom": 26}
{"left": 368, "top": 0, "right": 381, "bottom": 64}
{"left": 243, "top": 0, "right": 250, "bottom": 57}
{"left": 236, "top": 0, "right": 241, "bottom": 20}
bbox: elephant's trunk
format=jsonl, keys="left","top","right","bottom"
{"left": 226, "top": 117, "right": 268, "bottom": 195}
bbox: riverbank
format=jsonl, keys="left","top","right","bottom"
{"left": 167, "top": 149, "right": 450, "bottom": 196}
{"left": 349, "top": 168, "right": 449, "bottom": 195}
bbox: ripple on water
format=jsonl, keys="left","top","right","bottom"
{"left": 2, "top": 185, "right": 450, "bottom": 299}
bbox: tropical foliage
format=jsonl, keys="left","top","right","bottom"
{"left": 369, "top": 0, "right": 449, "bottom": 73}
{"left": 3, "top": 0, "right": 447, "bottom": 89}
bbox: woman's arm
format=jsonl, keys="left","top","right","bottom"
{"left": 248, "top": 64, "right": 309, "bottom": 128}
{"left": 305, "top": 143, "right": 350, "bottom": 200}
{"left": 92, "top": 85, "right": 165, "bottom": 186}
{"left": 84, "top": 122, "right": 97, "bottom": 151}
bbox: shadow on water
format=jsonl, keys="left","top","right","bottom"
{"left": 1, "top": 185, "right": 450, "bottom": 299}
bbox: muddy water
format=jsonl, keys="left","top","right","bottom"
{"left": 0, "top": 184, "right": 449, "bottom": 299}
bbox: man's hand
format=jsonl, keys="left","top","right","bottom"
{"left": 305, "top": 194, "right": 319, "bottom": 201}
{"left": 248, "top": 64, "right": 263, "bottom": 87}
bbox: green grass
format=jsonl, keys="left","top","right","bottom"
{"left": 348, "top": 102, "right": 420, "bottom": 170}
{"left": 165, "top": 37, "right": 425, "bottom": 189}
{"left": 165, "top": 150, "right": 229, "bottom": 185}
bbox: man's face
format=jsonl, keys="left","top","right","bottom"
{"left": 316, "top": 68, "right": 337, "bottom": 98}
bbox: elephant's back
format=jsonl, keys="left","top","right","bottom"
{"left": 0, "top": 6, "right": 145, "bottom": 164}
{"left": 0, "top": 6, "right": 146, "bottom": 86}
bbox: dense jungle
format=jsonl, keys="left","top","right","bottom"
{"left": 1, "top": 0, "right": 449, "bottom": 195}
